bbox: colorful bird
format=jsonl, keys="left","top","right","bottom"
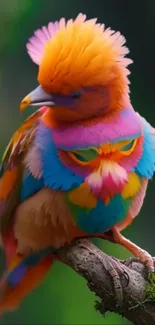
{"left": 0, "top": 13, "right": 154, "bottom": 313}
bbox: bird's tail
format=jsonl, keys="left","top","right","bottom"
{"left": 0, "top": 246, "right": 54, "bottom": 314}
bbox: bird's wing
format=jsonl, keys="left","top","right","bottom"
{"left": 0, "top": 108, "right": 47, "bottom": 273}
{"left": 0, "top": 108, "right": 46, "bottom": 232}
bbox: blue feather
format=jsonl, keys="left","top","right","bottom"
{"left": 8, "top": 265, "right": 27, "bottom": 287}
{"left": 67, "top": 194, "right": 130, "bottom": 234}
{"left": 20, "top": 170, "right": 44, "bottom": 201}
{"left": 36, "top": 122, "right": 83, "bottom": 191}
{"left": 136, "top": 116, "right": 155, "bottom": 179}
{"left": 7, "top": 247, "right": 54, "bottom": 287}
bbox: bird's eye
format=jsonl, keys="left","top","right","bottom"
{"left": 71, "top": 90, "right": 82, "bottom": 99}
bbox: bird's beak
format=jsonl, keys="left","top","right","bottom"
{"left": 20, "top": 85, "right": 55, "bottom": 112}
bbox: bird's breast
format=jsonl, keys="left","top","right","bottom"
{"left": 60, "top": 135, "right": 142, "bottom": 201}
{"left": 14, "top": 188, "right": 85, "bottom": 254}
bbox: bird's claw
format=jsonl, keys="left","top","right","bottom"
{"left": 94, "top": 252, "right": 128, "bottom": 306}
{"left": 138, "top": 250, "right": 155, "bottom": 273}
{"left": 77, "top": 240, "right": 128, "bottom": 306}
{"left": 124, "top": 252, "right": 155, "bottom": 274}
{"left": 107, "top": 256, "right": 130, "bottom": 306}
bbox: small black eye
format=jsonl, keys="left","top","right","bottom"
{"left": 71, "top": 90, "right": 82, "bottom": 99}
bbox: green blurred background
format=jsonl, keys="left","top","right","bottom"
{"left": 0, "top": 0, "right": 155, "bottom": 324}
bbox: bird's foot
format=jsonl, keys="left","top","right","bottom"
{"left": 78, "top": 240, "right": 128, "bottom": 306}
{"left": 124, "top": 253, "right": 155, "bottom": 274}
{"left": 111, "top": 227, "right": 155, "bottom": 274}
{"left": 101, "top": 255, "right": 129, "bottom": 306}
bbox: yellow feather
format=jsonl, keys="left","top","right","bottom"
{"left": 122, "top": 172, "right": 141, "bottom": 199}
{"left": 68, "top": 183, "right": 97, "bottom": 209}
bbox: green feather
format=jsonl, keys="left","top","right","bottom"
{"left": 73, "top": 148, "right": 98, "bottom": 162}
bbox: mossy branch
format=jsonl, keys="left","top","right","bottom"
{"left": 56, "top": 239, "right": 155, "bottom": 325}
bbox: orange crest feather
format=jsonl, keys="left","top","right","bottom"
{"left": 27, "top": 13, "right": 133, "bottom": 94}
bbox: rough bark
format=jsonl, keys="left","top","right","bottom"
{"left": 56, "top": 239, "right": 155, "bottom": 325}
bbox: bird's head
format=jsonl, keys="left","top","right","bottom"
{"left": 20, "top": 13, "right": 133, "bottom": 121}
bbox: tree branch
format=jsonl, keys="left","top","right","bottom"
{"left": 56, "top": 239, "right": 155, "bottom": 325}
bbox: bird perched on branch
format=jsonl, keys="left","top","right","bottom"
{"left": 0, "top": 13, "right": 154, "bottom": 313}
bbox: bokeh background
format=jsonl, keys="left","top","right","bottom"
{"left": 0, "top": 0, "right": 155, "bottom": 324}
